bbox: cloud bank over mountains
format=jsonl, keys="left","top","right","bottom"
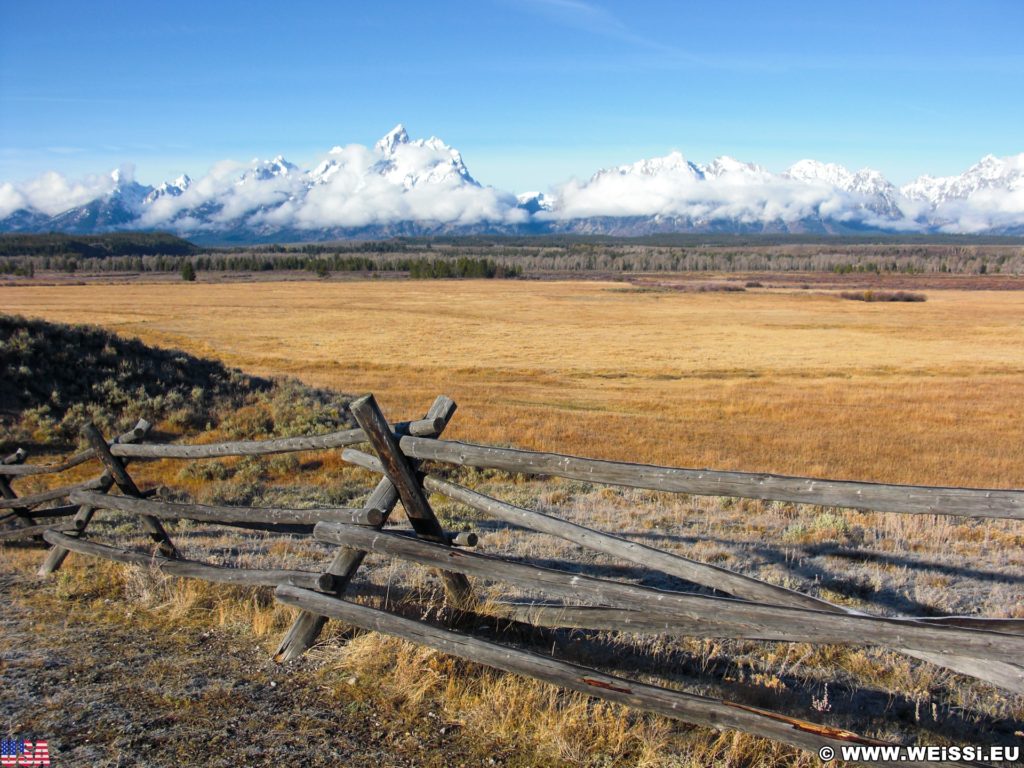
{"left": 2, "top": 124, "right": 1023, "bottom": 240}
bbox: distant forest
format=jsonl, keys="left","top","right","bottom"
{"left": 0, "top": 232, "right": 198, "bottom": 258}
{"left": 1, "top": 231, "right": 1023, "bottom": 277}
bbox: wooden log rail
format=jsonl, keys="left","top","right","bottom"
{"left": 349, "top": 394, "right": 474, "bottom": 607}
{"left": 344, "top": 449, "right": 835, "bottom": 611}
{"left": 44, "top": 530, "right": 331, "bottom": 591}
{"left": 312, "top": 523, "right": 1024, "bottom": 672}
{"left": 274, "top": 394, "right": 460, "bottom": 662}
{"left": 37, "top": 420, "right": 152, "bottom": 573}
{"left": 82, "top": 422, "right": 178, "bottom": 558}
{"left": 104, "top": 417, "right": 443, "bottom": 460}
{"left": 490, "top": 602, "right": 1024, "bottom": 641}
{"left": 70, "top": 490, "right": 383, "bottom": 528}
{"left": 0, "top": 420, "right": 153, "bottom": 512}
{"left": 0, "top": 418, "right": 441, "bottom": 473}
{"left": 9, "top": 391, "right": 1017, "bottom": 760}
{"left": 0, "top": 448, "right": 95, "bottom": 478}
{"left": 0, "top": 447, "right": 38, "bottom": 530}
{"left": 396, "top": 436, "right": 1024, "bottom": 520}
{"left": 275, "top": 586, "right": 960, "bottom": 767}
{"left": 344, "top": 448, "right": 1024, "bottom": 693}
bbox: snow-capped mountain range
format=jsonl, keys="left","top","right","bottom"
{"left": 2, "top": 124, "right": 1023, "bottom": 241}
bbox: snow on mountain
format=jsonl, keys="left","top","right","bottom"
{"left": 784, "top": 159, "right": 856, "bottom": 188}
{"left": 239, "top": 155, "right": 298, "bottom": 184}
{"left": 902, "top": 154, "right": 1024, "bottom": 204}
{"left": 3, "top": 135, "right": 1024, "bottom": 238}
{"left": 546, "top": 151, "right": 887, "bottom": 228}
{"left": 591, "top": 151, "right": 704, "bottom": 182}
{"left": 516, "top": 191, "right": 555, "bottom": 214}
{"left": 699, "top": 156, "right": 770, "bottom": 180}
{"left": 145, "top": 174, "right": 192, "bottom": 203}
{"left": 782, "top": 161, "right": 903, "bottom": 219}
{"left": 370, "top": 123, "right": 478, "bottom": 189}
{"left": 901, "top": 154, "right": 1024, "bottom": 233}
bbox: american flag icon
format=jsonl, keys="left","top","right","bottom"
{"left": 0, "top": 739, "right": 50, "bottom": 766}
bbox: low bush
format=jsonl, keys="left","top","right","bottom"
{"left": 839, "top": 290, "right": 926, "bottom": 302}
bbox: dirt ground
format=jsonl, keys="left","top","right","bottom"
{"left": 0, "top": 550, "right": 492, "bottom": 768}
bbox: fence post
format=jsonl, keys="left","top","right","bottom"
{"left": 80, "top": 422, "right": 178, "bottom": 558}
{"left": 349, "top": 394, "right": 475, "bottom": 606}
{"left": 39, "top": 419, "right": 154, "bottom": 575}
{"left": 274, "top": 394, "right": 458, "bottom": 662}
{"left": 0, "top": 448, "right": 38, "bottom": 529}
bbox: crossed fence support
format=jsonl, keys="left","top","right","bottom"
{"left": 6, "top": 392, "right": 1024, "bottom": 761}
{"left": 275, "top": 393, "right": 471, "bottom": 661}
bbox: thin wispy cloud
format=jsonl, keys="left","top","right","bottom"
{"left": 521, "top": 0, "right": 677, "bottom": 53}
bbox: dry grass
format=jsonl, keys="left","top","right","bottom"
{"left": 3, "top": 279, "right": 1024, "bottom": 487}
{"left": 3, "top": 277, "right": 1024, "bottom": 765}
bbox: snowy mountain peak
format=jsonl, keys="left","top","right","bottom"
{"left": 593, "top": 151, "right": 702, "bottom": 183}
{"left": 240, "top": 156, "right": 297, "bottom": 183}
{"left": 144, "top": 174, "right": 192, "bottom": 204}
{"left": 5, "top": 136, "right": 1024, "bottom": 238}
{"left": 901, "top": 153, "right": 1024, "bottom": 205}
{"left": 700, "top": 155, "right": 768, "bottom": 179}
{"left": 370, "top": 127, "right": 477, "bottom": 189}
{"left": 784, "top": 159, "right": 854, "bottom": 188}
{"left": 375, "top": 124, "right": 410, "bottom": 156}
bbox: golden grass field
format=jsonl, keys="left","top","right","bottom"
{"left": 4, "top": 276, "right": 1024, "bottom": 766}
{"left": 4, "top": 278, "right": 1024, "bottom": 487}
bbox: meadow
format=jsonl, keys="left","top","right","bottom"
{"left": 3, "top": 276, "right": 1024, "bottom": 766}
{"left": 4, "top": 278, "right": 1024, "bottom": 487}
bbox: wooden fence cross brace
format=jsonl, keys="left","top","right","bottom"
{"left": 348, "top": 394, "right": 475, "bottom": 605}
{"left": 39, "top": 419, "right": 162, "bottom": 575}
{"left": 0, "top": 448, "right": 38, "bottom": 530}
{"left": 80, "top": 421, "right": 178, "bottom": 558}
{"left": 274, "top": 394, "right": 462, "bottom": 662}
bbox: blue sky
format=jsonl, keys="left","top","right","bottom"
{"left": 1, "top": 0, "right": 1022, "bottom": 191}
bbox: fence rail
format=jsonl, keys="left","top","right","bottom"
{"left": 4, "top": 391, "right": 1022, "bottom": 764}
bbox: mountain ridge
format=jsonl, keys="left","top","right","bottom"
{"left": 2, "top": 125, "right": 1023, "bottom": 240}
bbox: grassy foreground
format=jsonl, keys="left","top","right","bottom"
{"left": 2, "top": 279, "right": 1023, "bottom": 765}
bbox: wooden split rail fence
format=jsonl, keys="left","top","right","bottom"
{"left": 3, "top": 393, "right": 1023, "bottom": 765}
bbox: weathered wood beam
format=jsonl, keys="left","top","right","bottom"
{"left": 0, "top": 449, "right": 95, "bottom": 477}
{"left": 274, "top": 587, "right": 916, "bottom": 763}
{"left": 70, "top": 489, "right": 382, "bottom": 527}
{"left": 106, "top": 417, "right": 443, "bottom": 460}
{"left": 489, "top": 602, "right": 1024, "bottom": 641}
{"left": 344, "top": 449, "right": 832, "bottom": 611}
{"left": 43, "top": 530, "right": 326, "bottom": 590}
{"left": 349, "top": 394, "right": 474, "bottom": 607}
{"left": 81, "top": 422, "right": 178, "bottom": 559}
{"left": 22, "top": 504, "right": 79, "bottom": 520}
{"left": 0, "top": 475, "right": 38, "bottom": 527}
{"left": 0, "top": 520, "right": 79, "bottom": 541}
{"left": 274, "top": 395, "right": 458, "bottom": 662}
{"left": 448, "top": 531, "right": 479, "bottom": 547}
{"left": 346, "top": 451, "right": 1024, "bottom": 691}
{"left": 312, "top": 523, "right": 1024, "bottom": 671}
{"left": 0, "top": 478, "right": 109, "bottom": 510}
{"left": 2, "top": 448, "right": 28, "bottom": 466}
{"left": 397, "top": 436, "right": 1024, "bottom": 520}
{"left": 37, "top": 420, "right": 152, "bottom": 576}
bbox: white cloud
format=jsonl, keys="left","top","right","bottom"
{"left": 545, "top": 157, "right": 889, "bottom": 227}
{"left": 2, "top": 135, "right": 1023, "bottom": 234}
{"left": 0, "top": 182, "right": 27, "bottom": 219}
{"left": 10, "top": 169, "right": 118, "bottom": 216}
